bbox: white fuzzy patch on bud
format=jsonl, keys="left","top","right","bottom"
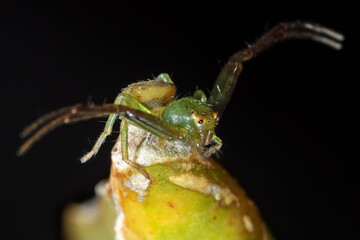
{"left": 123, "top": 174, "right": 150, "bottom": 202}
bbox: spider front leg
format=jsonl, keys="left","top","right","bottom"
{"left": 201, "top": 135, "right": 222, "bottom": 158}
{"left": 80, "top": 92, "right": 157, "bottom": 179}
{"left": 80, "top": 92, "right": 152, "bottom": 163}
{"left": 208, "top": 21, "right": 344, "bottom": 118}
{"left": 18, "top": 103, "right": 188, "bottom": 178}
{"left": 81, "top": 73, "right": 176, "bottom": 162}
{"left": 18, "top": 75, "right": 181, "bottom": 179}
{"left": 120, "top": 118, "right": 151, "bottom": 179}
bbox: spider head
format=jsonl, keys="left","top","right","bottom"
{"left": 161, "top": 97, "right": 218, "bottom": 149}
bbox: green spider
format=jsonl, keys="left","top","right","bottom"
{"left": 18, "top": 21, "right": 343, "bottom": 179}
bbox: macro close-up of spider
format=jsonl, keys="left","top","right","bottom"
{"left": 1, "top": 3, "right": 357, "bottom": 240}
{"left": 17, "top": 21, "right": 344, "bottom": 181}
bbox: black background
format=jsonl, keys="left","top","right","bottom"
{"left": 1, "top": 2, "right": 358, "bottom": 240}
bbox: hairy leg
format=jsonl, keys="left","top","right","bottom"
{"left": 201, "top": 135, "right": 222, "bottom": 158}
{"left": 120, "top": 119, "right": 150, "bottom": 179}
{"left": 80, "top": 74, "right": 176, "bottom": 162}
{"left": 208, "top": 21, "right": 344, "bottom": 118}
{"left": 80, "top": 93, "right": 151, "bottom": 163}
{"left": 18, "top": 104, "right": 187, "bottom": 157}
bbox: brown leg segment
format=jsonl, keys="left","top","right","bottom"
{"left": 17, "top": 104, "right": 187, "bottom": 157}
{"left": 208, "top": 21, "right": 344, "bottom": 118}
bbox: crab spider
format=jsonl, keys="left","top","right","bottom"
{"left": 18, "top": 21, "right": 343, "bottom": 179}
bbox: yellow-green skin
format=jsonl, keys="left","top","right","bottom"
{"left": 109, "top": 126, "right": 274, "bottom": 240}
{"left": 63, "top": 125, "right": 273, "bottom": 240}
{"left": 111, "top": 161, "right": 273, "bottom": 240}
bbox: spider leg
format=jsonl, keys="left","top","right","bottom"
{"left": 20, "top": 73, "right": 177, "bottom": 162}
{"left": 201, "top": 135, "right": 222, "bottom": 158}
{"left": 81, "top": 73, "right": 176, "bottom": 162}
{"left": 120, "top": 118, "right": 150, "bottom": 179}
{"left": 208, "top": 21, "right": 344, "bottom": 118}
{"left": 17, "top": 112, "right": 105, "bottom": 156}
{"left": 20, "top": 105, "right": 79, "bottom": 138}
{"left": 18, "top": 104, "right": 186, "bottom": 157}
{"left": 80, "top": 93, "right": 152, "bottom": 163}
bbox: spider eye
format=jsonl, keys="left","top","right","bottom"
{"left": 190, "top": 110, "right": 195, "bottom": 116}
{"left": 197, "top": 117, "right": 204, "bottom": 124}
